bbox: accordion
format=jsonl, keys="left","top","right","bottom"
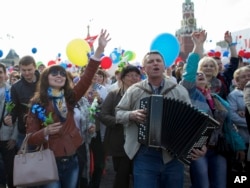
{"left": 138, "top": 95, "right": 219, "bottom": 165}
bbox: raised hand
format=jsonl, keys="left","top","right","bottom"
{"left": 191, "top": 30, "right": 207, "bottom": 56}
{"left": 224, "top": 31, "right": 232, "bottom": 44}
{"left": 224, "top": 30, "right": 237, "bottom": 57}
{"left": 98, "top": 29, "right": 111, "bottom": 49}
{"left": 94, "top": 29, "right": 111, "bottom": 59}
{"left": 191, "top": 30, "right": 207, "bottom": 46}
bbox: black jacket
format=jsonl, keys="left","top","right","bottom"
{"left": 11, "top": 70, "right": 40, "bottom": 134}
{"left": 99, "top": 88, "right": 127, "bottom": 157}
{"left": 217, "top": 57, "right": 239, "bottom": 100}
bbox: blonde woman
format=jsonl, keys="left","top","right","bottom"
{"left": 197, "top": 56, "right": 222, "bottom": 95}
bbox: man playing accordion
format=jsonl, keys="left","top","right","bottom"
{"left": 116, "top": 50, "right": 206, "bottom": 188}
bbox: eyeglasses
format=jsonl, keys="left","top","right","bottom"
{"left": 49, "top": 69, "right": 66, "bottom": 77}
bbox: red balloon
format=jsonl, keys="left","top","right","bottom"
{"left": 244, "top": 52, "right": 250, "bottom": 59}
{"left": 101, "top": 56, "right": 112, "bottom": 69}
{"left": 207, "top": 52, "right": 214, "bottom": 57}
{"left": 214, "top": 51, "right": 221, "bottom": 58}
{"left": 48, "top": 60, "right": 56, "bottom": 66}
{"left": 238, "top": 50, "right": 245, "bottom": 57}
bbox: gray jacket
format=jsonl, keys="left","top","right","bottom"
{"left": 0, "top": 83, "right": 18, "bottom": 141}
{"left": 116, "top": 78, "right": 191, "bottom": 164}
{"left": 227, "top": 88, "right": 250, "bottom": 143}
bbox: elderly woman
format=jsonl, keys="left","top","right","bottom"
{"left": 227, "top": 66, "right": 250, "bottom": 144}
{"left": 198, "top": 31, "right": 238, "bottom": 100}
{"left": 228, "top": 66, "right": 250, "bottom": 176}
{"left": 197, "top": 56, "right": 222, "bottom": 95}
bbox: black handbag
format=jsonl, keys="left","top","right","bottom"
{"left": 215, "top": 134, "right": 233, "bottom": 158}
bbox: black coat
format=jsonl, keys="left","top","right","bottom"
{"left": 11, "top": 70, "right": 40, "bottom": 134}
{"left": 99, "top": 88, "right": 127, "bottom": 157}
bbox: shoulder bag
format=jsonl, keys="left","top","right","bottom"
{"left": 13, "top": 133, "right": 59, "bottom": 187}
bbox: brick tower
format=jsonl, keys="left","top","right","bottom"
{"left": 175, "top": 0, "right": 198, "bottom": 61}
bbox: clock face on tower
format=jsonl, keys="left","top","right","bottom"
{"left": 188, "top": 18, "right": 195, "bottom": 26}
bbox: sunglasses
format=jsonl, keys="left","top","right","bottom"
{"left": 196, "top": 72, "right": 204, "bottom": 76}
{"left": 49, "top": 69, "right": 66, "bottom": 77}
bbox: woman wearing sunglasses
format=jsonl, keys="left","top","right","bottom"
{"left": 25, "top": 29, "right": 111, "bottom": 188}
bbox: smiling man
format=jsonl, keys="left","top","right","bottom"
{"left": 5, "top": 55, "right": 40, "bottom": 150}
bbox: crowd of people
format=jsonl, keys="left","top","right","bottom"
{"left": 0, "top": 28, "right": 250, "bottom": 188}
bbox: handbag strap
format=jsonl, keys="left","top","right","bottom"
{"left": 18, "top": 133, "right": 31, "bottom": 154}
{"left": 18, "top": 133, "right": 44, "bottom": 154}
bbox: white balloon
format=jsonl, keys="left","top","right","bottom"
{"left": 221, "top": 57, "right": 229, "bottom": 65}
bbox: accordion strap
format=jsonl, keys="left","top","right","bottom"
{"left": 136, "top": 84, "right": 177, "bottom": 96}
{"left": 162, "top": 84, "right": 177, "bottom": 95}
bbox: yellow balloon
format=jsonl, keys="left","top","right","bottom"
{"left": 66, "top": 39, "right": 91, "bottom": 66}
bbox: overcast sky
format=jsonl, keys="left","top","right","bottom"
{"left": 0, "top": 0, "right": 249, "bottom": 69}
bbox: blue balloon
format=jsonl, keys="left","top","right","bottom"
{"left": 31, "top": 47, "right": 37, "bottom": 54}
{"left": 150, "top": 33, "right": 180, "bottom": 67}
{"left": 223, "top": 51, "right": 229, "bottom": 57}
{"left": 0, "top": 50, "right": 3, "bottom": 58}
{"left": 110, "top": 50, "right": 121, "bottom": 64}
{"left": 60, "top": 62, "right": 67, "bottom": 69}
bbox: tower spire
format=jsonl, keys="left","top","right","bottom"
{"left": 87, "top": 25, "right": 90, "bottom": 38}
{"left": 85, "top": 20, "right": 95, "bottom": 53}
{"left": 175, "top": 0, "right": 200, "bottom": 61}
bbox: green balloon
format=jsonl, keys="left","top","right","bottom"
{"left": 123, "top": 51, "right": 133, "bottom": 61}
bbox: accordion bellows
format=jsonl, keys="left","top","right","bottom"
{"left": 138, "top": 95, "right": 219, "bottom": 165}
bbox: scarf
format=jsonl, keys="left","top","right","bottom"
{"left": 197, "top": 86, "right": 215, "bottom": 111}
{"left": 47, "top": 87, "right": 67, "bottom": 122}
